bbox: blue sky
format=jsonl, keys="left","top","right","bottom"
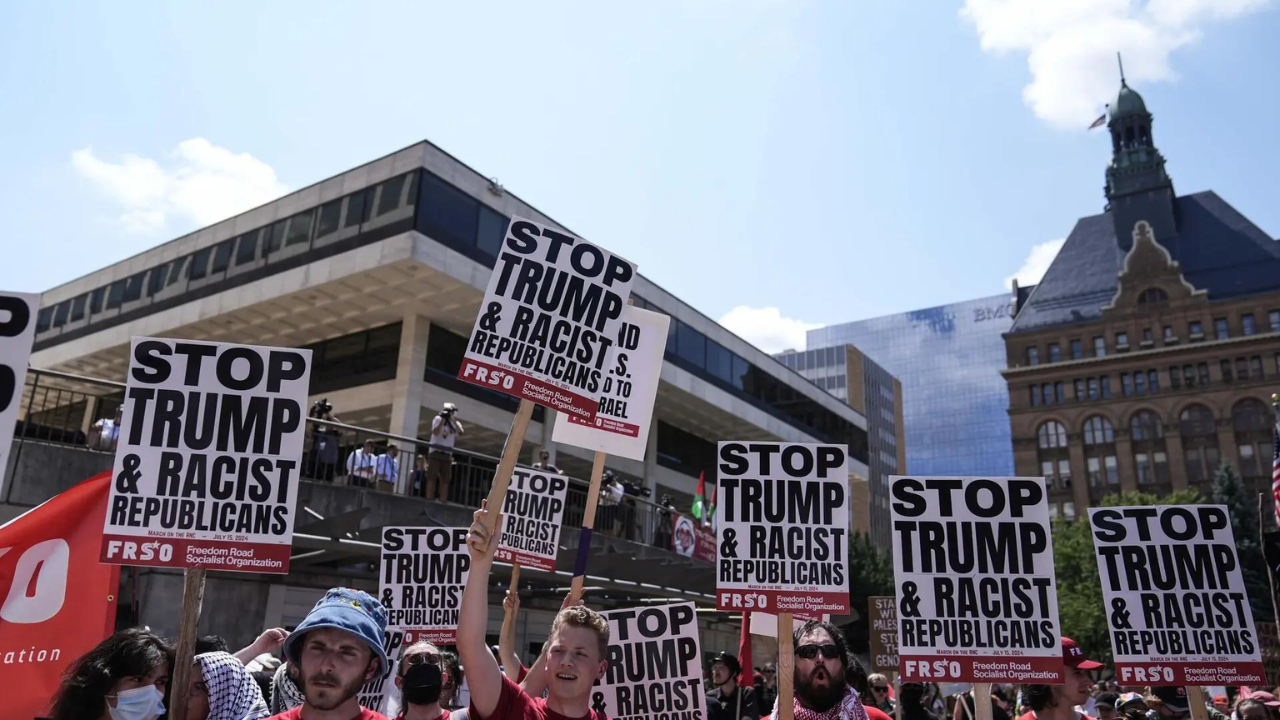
{"left": 3, "top": 0, "right": 1278, "bottom": 353}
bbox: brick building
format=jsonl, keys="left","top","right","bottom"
{"left": 1004, "top": 77, "right": 1280, "bottom": 519}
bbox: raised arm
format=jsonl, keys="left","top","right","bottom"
{"left": 499, "top": 591, "right": 523, "bottom": 682}
{"left": 460, "top": 501, "right": 504, "bottom": 719}
{"left": 233, "top": 628, "right": 287, "bottom": 665}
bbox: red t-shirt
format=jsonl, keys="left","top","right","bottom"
{"left": 470, "top": 674, "right": 609, "bottom": 720}
{"left": 1017, "top": 713, "right": 1097, "bottom": 720}
{"left": 868, "top": 707, "right": 893, "bottom": 720}
{"left": 265, "top": 706, "right": 391, "bottom": 720}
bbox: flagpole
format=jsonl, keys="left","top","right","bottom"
{"left": 1261, "top": 396, "right": 1280, "bottom": 639}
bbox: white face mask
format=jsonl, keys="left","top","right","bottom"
{"left": 107, "top": 684, "right": 166, "bottom": 720}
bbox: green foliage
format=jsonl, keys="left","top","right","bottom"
{"left": 1210, "top": 463, "right": 1275, "bottom": 623}
{"left": 845, "top": 530, "right": 896, "bottom": 652}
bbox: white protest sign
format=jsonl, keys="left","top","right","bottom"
{"left": 749, "top": 610, "right": 829, "bottom": 638}
{"left": 551, "top": 306, "right": 669, "bottom": 461}
{"left": 592, "top": 602, "right": 706, "bottom": 720}
{"left": 457, "top": 216, "right": 637, "bottom": 421}
{"left": 890, "top": 476, "right": 1062, "bottom": 683}
{"left": 379, "top": 526, "right": 470, "bottom": 644}
{"left": 494, "top": 466, "right": 569, "bottom": 572}
{"left": 1090, "top": 504, "right": 1265, "bottom": 685}
{"left": 358, "top": 631, "right": 407, "bottom": 713}
{"left": 99, "top": 338, "right": 311, "bottom": 572}
{"left": 0, "top": 292, "right": 38, "bottom": 493}
{"left": 716, "top": 442, "right": 851, "bottom": 614}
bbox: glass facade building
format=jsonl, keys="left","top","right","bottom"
{"left": 807, "top": 293, "right": 1016, "bottom": 476}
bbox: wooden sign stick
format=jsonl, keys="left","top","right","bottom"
{"left": 973, "top": 683, "right": 993, "bottom": 720}
{"left": 481, "top": 399, "right": 536, "bottom": 535}
{"left": 166, "top": 568, "right": 208, "bottom": 720}
{"left": 778, "top": 611, "right": 794, "bottom": 720}
{"left": 569, "top": 451, "right": 607, "bottom": 603}
{"left": 1187, "top": 686, "right": 1209, "bottom": 720}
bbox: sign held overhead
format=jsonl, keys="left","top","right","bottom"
{"left": 494, "top": 467, "right": 569, "bottom": 572}
{"left": 380, "top": 526, "right": 471, "bottom": 645}
{"left": 0, "top": 291, "right": 38, "bottom": 495}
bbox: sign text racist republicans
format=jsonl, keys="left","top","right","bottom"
{"left": 380, "top": 527, "right": 470, "bottom": 644}
{"left": 891, "top": 476, "right": 1062, "bottom": 683}
{"left": 458, "top": 216, "right": 636, "bottom": 421}
{"left": 495, "top": 467, "right": 569, "bottom": 572}
{"left": 1090, "top": 505, "right": 1265, "bottom": 685}
{"left": 100, "top": 339, "right": 311, "bottom": 573}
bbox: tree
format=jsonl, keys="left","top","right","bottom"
{"left": 1211, "top": 462, "right": 1275, "bottom": 623}
{"left": 844, "top": 530, "right": 896, "bottom": 652}
{"left": 1052, "top": 489, "right": 1201, "bottom": 667}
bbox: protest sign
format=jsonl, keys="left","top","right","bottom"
{"left": 552, "top": 306, "right": 668, "bottom": 460}
{"left": 869, "top": 596, "right": 900, "bottom": 674}
{"left": 0, "top": 291, "right": 38, "bottom": 492}
{"left": 716, "top": 442, "right": 851, "bottom": 615}
{"left": 99, "top": 338, "right": 311, "bottom": 573}
{"left": 749, "top": 610, "right": 829, "bottom": 638}
{"left": 457, "top": 216, "right": 637, "bottom": 422}
{"left": 592, "top": 602, "right": 706, "bottom": 720}
{"left": 359, "top": 630, "right": 406, "bottom": 714}
{"left": 379, "top": 526, "right": 470, "bottom": 644}
{"left": 890, "top": 476, "right": 1062, "bottom": 683}
{"left": 494, "top": 466, "right": 569, "bottom": 572}
{"left": 1090, "top": 504, "right": 1265, "bottom": 685}
{"left": 1, "top": 471, "right": 119, "bottom": 720}
{"left": 672, "top": 514, "right": 716, "bottom": 563}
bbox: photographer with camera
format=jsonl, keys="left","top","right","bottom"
{"left": 307, "top": 398, "right": 343, "bottom": 482}
{"left": 654, "top": 493, "right": 677, "bottom": 548}
{"left": 426, "top": 403, "right": 464, "bottom": 503}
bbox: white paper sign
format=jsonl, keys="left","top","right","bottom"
{"left": 495, "top": 466, "right": 569, "bottom": 572}
{"left": 457, "top": 216, "right": 636, "bottom": 422}
{"left": 551, "top": 306, "right": 668, "bottom": 461}
{"left": 593, "top": 602, "right": 706, "bottom": 720}
{"left": 99, "top": 338, "right": 311, "bottom": 573}
{"left": 1090, "top": 504, "right": 1265, "bottom": 686}
{"left": 0, "top": 292, "right": 38, "bottom": 494}
{"left": 890, "top": 476, "right": 1062, "bottom": 683}
{"left": 380, "top": 526, "right": 470, "bottom": 644}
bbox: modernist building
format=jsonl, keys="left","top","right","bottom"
{"left": 1004, "top": 78, "right": 1280, "bottom": 519}
{"left": 12, "top": 140, "right": 869, "bottom": 653}
{"left": 774, "top": 345, "right": 904, "bottom": 546}
{"left": 808, "top": 294, "right": 1017, "bottom": 480}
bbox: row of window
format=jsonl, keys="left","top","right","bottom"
{"left": 1023, "top": 307, "right": 1280, "bottom": 366}
{"left": 1026, "top": 354, "right": 1278, "bottom": 408}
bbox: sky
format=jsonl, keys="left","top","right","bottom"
{"left": 3, "top": 0, "right": 1279, "bottom": 354}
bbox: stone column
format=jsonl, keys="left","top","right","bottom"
{"left": 389, "top": 315, "right": 431, "bottom": 440}
{"left": 1164, "top": 433, "right": 1188, "bottom": 491}
{"left": 1115, "top": 432, "right": 1138, "bottom": 493}
{"left": 1068, "top": 440, "right": 1090, "bottom": 514}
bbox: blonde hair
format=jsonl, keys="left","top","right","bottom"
{"left": 549, "top": 606, "right": 610, "bottom": 659}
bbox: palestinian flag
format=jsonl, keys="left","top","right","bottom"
{"left": 692, "top": 471, "right": 706, "bottom": 521}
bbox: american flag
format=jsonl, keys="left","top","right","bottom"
{"left": 1272, "top": 419, "right": 1280, "bottom": 528}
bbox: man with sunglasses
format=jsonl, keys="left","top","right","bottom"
{"left": 391, "top": 640, "right": 450, "bottom": 720}
{"left": 768, "top": 620, "right": 872, "bottom": 720}
{"left": 707, "top": 652, "right": 762, "bottom": 720}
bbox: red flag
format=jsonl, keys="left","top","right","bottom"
{"left": 738, "top": 611, "right": 754, "bottom": 688}
{"left": 0, "top": 472, "right": 120, "bottom": 720}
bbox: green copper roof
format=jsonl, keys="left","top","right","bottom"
{"left": 1111, "top": 81, "right": 1148, "bottom": 119}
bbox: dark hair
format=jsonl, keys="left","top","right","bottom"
{"left": 195, "top": 635, "right": 229, "bottom": 654}
{"left": 1023, "top": 684, "right": 1056, "bottom": 712}
{"left": 440, "top": 650, "right": 462, "bottom": 687}
{"left": 1097, "top": 692, "right": 1120, "bottom": 711}
{"left": 900, "top": 683, "right": 927, "bottom": 708}
{"left": 1236, "top": 699, "right": 1267, "bottom": 716}
{"left": 50, "top": 628, "right": 173, "bottom": 720}
{"left": 846, "top": 655, "right": 870, "bottom": 700}
{"left": 793, "top": 620, "right": 850, "bottom": 679}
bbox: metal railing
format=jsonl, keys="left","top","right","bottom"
{"left": 14, "top": 367, "right": 689, "bottom": 555}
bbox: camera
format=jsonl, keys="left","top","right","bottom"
{"left": 619, "top": 480, "right": 652, "bottom": 498}
{"left": 309, "top": 398, "right": 333, "bottom": 419}
{"left": 439, "top": 402, "right": 458, "bottom": 418}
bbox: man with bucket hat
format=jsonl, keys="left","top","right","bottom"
{"left": 266, "top": 587, "right": 391, "bottom": 720}
{"left": 1015, "top": 638, "right": 1104, "bottom": 720}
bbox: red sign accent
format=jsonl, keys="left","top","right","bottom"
{"left": 716, "top": 589, "right": 850, "bottom": 615}
{"left": 672, "top": 514, "right": 715, "bottom": 563}
{"left": 898, "top": 654, "right": 1065, "bottom": 684}
{"left": 494, "top": 547, "right": 556, "bottom": 573}
{"left": 1, "top": 472, "right": 120, "bottom": 720}
{"left": 458, "top": 358, "right": 597, "bottom": 421}
{"left": 1114, "top": 661, "right": 1266, "bottom": 686}
{"left": 99, "top": 534, "right": 291, "bottom": 572}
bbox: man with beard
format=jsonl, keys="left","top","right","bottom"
{"left": 706, "top": 652, "right": 761, "bottom": 720}
{"left": 391, "top": 641, "right": 450, "bottom": 720}
{"left": 265, "top": 587, "right": 391, "bottom": 720}
{"left": 768, "top": 620, "right": 871, "bottom": 720}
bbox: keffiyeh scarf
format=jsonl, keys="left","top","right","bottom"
{"left": 196, "top": 651, "right": 270, "bottom": 720}
{"left": 270, "top": 661, "right": 306, "bottom": 714}
{"left": 769, "top": 685, "right": 872, "bottom": 720}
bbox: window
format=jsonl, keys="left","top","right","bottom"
{"left": 1116, "top": 332, "right": 1129, "bottom": 348}
{"left": 1134, "top": 371, "right": 1146, "bottom": 395}
{"left": 1197, "top": 362, "right": 1210, "bottom": 387}
{"left": 1121, "top": 373, "right": 1132, "bottom": 396}
{"left": 1222, "top": 360, "right": 1234, "bottom": 383}
{"left": 1043, "top": 383, "right": 1055, "bottom": 405}
{"left": 1183, "top": 364, "right": 1196, "bottom": 388}
{"left": 36, "top": 308, "right": 52, "bottom": 332}
{"left": 1070, "top": 340, "right": 1082, "bottom": 360}
{"left": 166, "top": 256, "right": 188, "bottom": 286}
{"left": 1138, "top": 288, "right": 1168, "bottom": 304}
{"left": 1190, "top": 321, "right": 1203, "bottom": 337}
{"left": 1048, "top": 343, "right": 1061, "bottom": 362}
{"left": 1087, "top": 378, "right": 1099, "bottom": 400}
{"left": 1232, "top": 399, "right": 1273, "bottom": 481}
{"left": 1236, "top": 358, "right": 1249, "bottom": 381}
{"left": 706, "top": 341, "right": 734, "bottom": 384}
{"left": 285, "top": 211, "right": 313, "bottom": 246}
{"left": 189, "top": 247, "right": 211, "bottom": 280}
{"left": 147, "top": 266, "right": 167, "bottom": 296}
{"left": 1135, "top": 453, "right": 1152, "bottom": 484}
{"left": 477, "top": 206, "right": 507, "bottom": 258}
{"left": 1164, "top": 326, "right": 1175, "bottom": 341}
{"left": 675, "top": 321, "right": 705, "bottom": 368}
{"left": 1216, "top": 318, "right": 1230, "bottom": 340}
{"left": 1131, "top": 411, "right": 1163, "bottom": 441}
{"left": 1142, "top": 328, "right": 1153, "bottom": 343}
{"left": 1027, "top": 347, "right": 1040, "bottom": 366}
{"left": 1169, "top": 366, "right": 1181, "bottom": 390}
{"left": 419, "top": 173, "right": 480, "bottom": 249}
{"left": 265, "top": 220, "right": 286, "bottom": 255}
{"left": 376, "top": 174, "right": 407, "bottom": 216}
{"left": 1239, "top": 443, "right": 1258, "bottom": 476}
{"left": 1037, "top": 422, "right": 1068, "bottom": 449}
{"left": 316, "top": 200, "right": 342, "bottom": 238}
{"left": 235, "top": 231, "right": 259, "bottom": 265}
{"left": 122, "top": 274, "right": 144, "bottom": 303}
{"left": 1072, "top": 379, "right": 1084, "bottom": 401}
{"left": 1054, "top": 382, "right": 1064, "bottom": 404}
{"left": 70, "top": 295, "right": 86, "bottom": 322}
{"left": 1100, "top": 376, "right": 1112, "bottom": 398}
{"left": 1271, "top": 311, "right": 1280, "bottom": 332}
{"left": 1251, "top": 355, "right": 1264, "bottom": 379}
{"left": 1243, "top": 313, "right": 1257, "bottom": 336}
{"left": 52, "top": 301, "right": 69, "bottom": 327}
{"left": 89, "top": 287, "right": 104, "bottom": 314}
{"left": 1148, "top": 370, "right": 1159, "bottom": 393}
{"left": 1030, "top": 386, "right": 1042, "bottom": 407}
{"left": 1063, "top": 502, "right": 1076, "bottom": 521}
{"left": 1093, "top": 336, "right": 1106, "bottom": 357}
{"left": 1083, "top": 416, "right": 1115, "bottom": 445}
{"left": 345, "top": 188, "right": 373, "bottom": 228}
{"left": 211, "top": 240, "right": 233, "bottom": 273}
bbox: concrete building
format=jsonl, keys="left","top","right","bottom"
{"left": 1005, "top": 78, "right": 1280, "bottom": 518}
{"left": 774, "top": 345, "right": 904, "bottom": 546}
{"left": 10, "top": 139, "right": 870, "bottom": 655}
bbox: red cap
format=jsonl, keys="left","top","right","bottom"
{"left": 1062, "top": 637, "right": 1103, "bottom": 670}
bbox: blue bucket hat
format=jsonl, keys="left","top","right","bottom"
{"left": 283, "top": 588, "right": 388, "bottom": 673}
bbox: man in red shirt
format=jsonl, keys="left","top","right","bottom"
{"left": 266, "top": 587, "right": 391, "bottom": 720}
{"left": 460, "top": 501, "right": 610, "bottom": 720}
{"left": 1015, "top": 638, "right": 1103, "bottom": 720}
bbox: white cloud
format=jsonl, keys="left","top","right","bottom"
{"left": 1006, "top": 237, "right": 1067, "bottom": 289}
{"left": 961, "top": 0, "right": 1270, "bottom": 128}
{"left": 72, "top": 138, "right": 288, "bottom": 235}
{"left": 719, "top": 305, "right": 821, "bottom": 354}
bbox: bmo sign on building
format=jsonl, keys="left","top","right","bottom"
{"left": 100, "top": 338, "right": 311, "bottom": 573}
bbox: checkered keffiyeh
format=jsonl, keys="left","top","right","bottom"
{"left": 270, "top": 661, "right": 306, "bottom": 714}
{"left": 769, "top": 685, "right": 872, "bottom": 720}
{"left": 195, "top": 652, "right": 270, "bottom": 720}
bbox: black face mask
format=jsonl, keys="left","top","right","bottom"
{"left": 401, "top": 662, "right": 443, "bottom": 706}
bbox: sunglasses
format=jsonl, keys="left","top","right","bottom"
{"left": 795, "top": 643, "right": 841, "bottom": 660}
{"left": 874, "top": 686, "right": 890, "bottom": 692}
{"left": 402, "top": 651, "right": 441, "bottom": 668}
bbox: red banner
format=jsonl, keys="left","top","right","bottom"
{"left": 672, "top": 514, "right": 715, "bottom": 563}
{"left": 898, "top": 654, "right": 1064, "bottom": 684}
{"left": 1, "top": 472, "right": 120, "bottom": 720}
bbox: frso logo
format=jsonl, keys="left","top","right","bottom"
{"left": 1118, "top": 666, "right": 1175, "bottom": 683}
{"left": 719, "top": 592, "right": 769, "bottom": 610}
{"left": 0, "top": 539, "right": 69, "bottom": 623}
{"left": 905, "top": 660, "right": 961, "bottom": 679}
{"left": 105, "top": 539, "right": 174, "bottom": 563}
